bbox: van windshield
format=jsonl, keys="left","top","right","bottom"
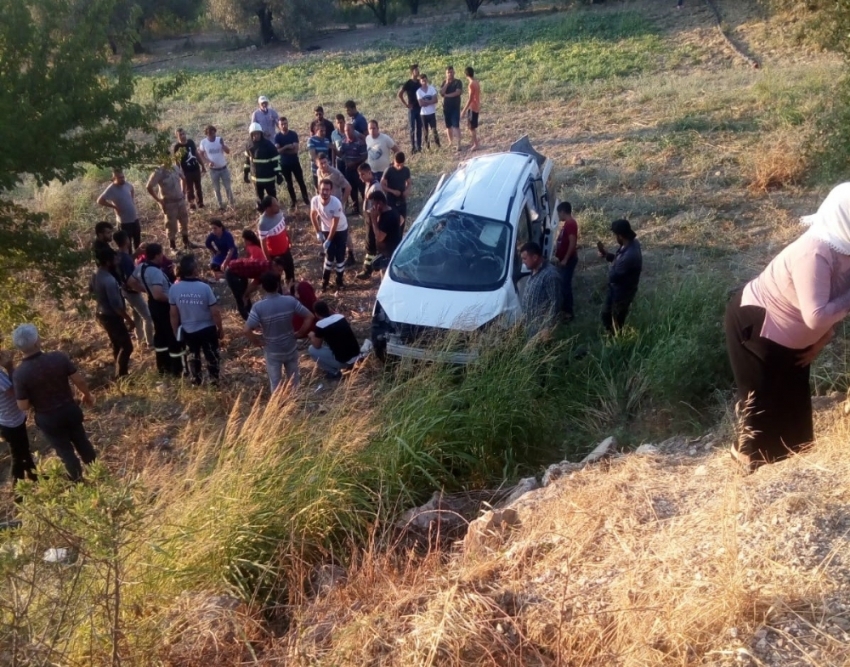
{"left": 389, "top": 211, "right": 510, "bottom": 291}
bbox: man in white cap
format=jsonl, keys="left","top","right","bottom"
{"left": 244, "top": 122, "right": 283, "bottom": 201}
{"left": 251, "top": 96, "right": 280, "bottom": 141}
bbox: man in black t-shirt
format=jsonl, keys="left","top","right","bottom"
{"left": 440, "top": 66, "right": 463, "bottom": 151}
{"left": 308, "top": 301, "right": 361, "bottom": 378}
{"left": 380, "top": 151, "right": 412, "bottom": 229}
{"left": 362, "top": 191, "right": 402, "bottom": 277}
{"left": 173, "top": 128, "right": 206, "bottom": 210}
{"left": 274, "top": 117, "right": 311, "bottom": 210}
{"left": 397, "top": 63, "right": 422, "bottom": 154}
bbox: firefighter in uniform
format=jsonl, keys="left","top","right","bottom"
{"left": 244, "top": 122, "right": 282, "bottom": 202}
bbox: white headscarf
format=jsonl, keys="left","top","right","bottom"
{"left": 801, "top": 182, "right": 850, "bottom": 255}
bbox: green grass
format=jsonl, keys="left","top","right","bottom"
{"left": 137, "top": 12, "right": 677, "bottom": 106}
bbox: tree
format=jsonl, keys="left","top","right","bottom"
{"left": 207, "top": 0, "right": 327, "bottom": 46}
{"left": 108, "top": 0, "right": 203, "bottom": 53}
{"left": 0, "top": 0, "right": 180, "bottom": 323}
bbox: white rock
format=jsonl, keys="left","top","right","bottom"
{"left": 500, "top": 477, "right": 540, "bottom": 507}
{"left": 464, "top": 508, "right": 520, "bottom": 555}
{"left": 542, "top": 461, "right": 581, "bottom": 486}
{"left": 634, "top": 444, "right": 658, "bottom": 456}
{"left": 581, "top": 436, "right": 616, "bottom": 464}
{"left": 694, "top": 465, "right": 708, "bottom": 476}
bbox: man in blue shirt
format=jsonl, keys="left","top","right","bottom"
{"left": 205, "top": 219, "right": 237, "bottom": 273}
{"left": 344, "top": 100, "right": 368, "bottom": 135}
{"left": 307, "top": 122, "right": 333, "bottom": 193}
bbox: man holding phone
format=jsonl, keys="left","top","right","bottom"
{"left": 597, "top": 219, "right": 642, "bottom": 334}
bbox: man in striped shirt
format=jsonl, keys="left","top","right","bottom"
{"left": 244, "top": 272, "right": 315, "bottom": 392}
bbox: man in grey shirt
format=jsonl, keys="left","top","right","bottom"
{"left": 91, "top": 248, "right": 135, "bottom": 378}
{"left": 244, "top": 272, "right": 314, "bottom": 392}
{"left": 169, "top": 255, "right": 223, "bottom": 385}
{"left": 96, "top": 168, "right": 140, "bottom": 251}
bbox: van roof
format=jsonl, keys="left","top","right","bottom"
{"left": 430, "top": 152, "right": 535, "bottom": 221}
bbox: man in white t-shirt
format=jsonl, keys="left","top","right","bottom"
{"left": 365, "top": 120, "right": 398, "bottom": 182}
{"left": 198, "top": 125, "right": 235, "bottom": 210}
{"left": 416, "top": 74, "right": 441, "bottom": 150}
{"left": 310, "top": 179, "right": 349, "bottom": 291}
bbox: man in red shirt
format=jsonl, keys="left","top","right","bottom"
{"left": 554, "top": 201, "right": 579, "bottom": 320}
{"left": 224, "top": 255, "right": 290, "bottom": 321}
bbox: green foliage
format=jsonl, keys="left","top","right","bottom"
{"left": 143, "top": 11, "right": 668, "bottom": 105}
{"left": 207, "top": 0, "right": 331, "bottom": 46}
{"left": 0, "top": 463, "right": 153, "bottom": 664}
{"left": 0, "top": 0, "right": 182, "bottom": 329}
{"left": 556, "top": 272, "right": 731, "bottom": 451}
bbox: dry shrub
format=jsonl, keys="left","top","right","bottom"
{"left": 746, "top": 128, "right": 810, "bottom": 193}
{"left": 159, "top": 592, "right": 267, "bottom": 666}
{"left": 273, "top": 406, "right": 850, "bottom": 666}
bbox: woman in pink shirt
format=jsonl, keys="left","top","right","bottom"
{"left": 725, "top": 183, "right": 850, "bottom": 472}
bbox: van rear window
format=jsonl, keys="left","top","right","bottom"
{"left": 389, "top": 212, "right": 510, "bottom": 291}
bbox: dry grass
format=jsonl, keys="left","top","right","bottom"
{"left": 745, "top": 127, "right": 812, "bottom": 193}
{"left": 272, "top": 406, "right": 850, "bottom": 666}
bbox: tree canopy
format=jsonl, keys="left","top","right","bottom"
{"left": 207, "top": 0, "right": 328, "bottom": 46}
{"left": 0, "top": 0, "right": 179, "bottom": 322}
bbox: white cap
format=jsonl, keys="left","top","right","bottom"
{"left": 258, "top": 95, "right": 269, "bottom": 104}
{"left": 248, "top": 122, "right": 263, "bottom": 134}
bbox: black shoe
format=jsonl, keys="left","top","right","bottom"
{"left": 198, "top": 203, "right": 205, "bottom": 209}
{"left": 321, "top": 282, "right": 329, "bottom": 292}
{"left": 169, "top": 240, "right": 177, "bottom": 251}
{"left": 356, "top": 270, "right": 373, "bottom": 280}
{"left": 345, "top": 252, "right": 357, "bottom": 268}
{"left": 189, "top": 203, "right": 197, "bottom": 211}
{"left": 183, "top": 237, "right": 201, "bottom": 250}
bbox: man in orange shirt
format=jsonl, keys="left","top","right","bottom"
{"left": 461, "top": 66, "right": 481, "bottom": 152}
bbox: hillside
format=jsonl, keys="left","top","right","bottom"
{"left": 3, "top": 0, "right": 850, "bottom": 664}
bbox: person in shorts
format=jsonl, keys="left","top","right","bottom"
{"left": 461, "top": 66, "right": 481, "bottom": 151}
{"left": 440, "top": 66, "right": 463, "bottom": 150}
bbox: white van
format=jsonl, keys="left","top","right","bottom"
{"left": 371, "top": 137, "right": 557, "bottom": 363}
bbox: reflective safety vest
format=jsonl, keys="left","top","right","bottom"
{"left": 244, "top": 138, "right": 281, "bottom": 183}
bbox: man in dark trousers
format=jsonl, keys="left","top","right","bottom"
{"left": 597, "top": 219, "right": 643, "bottom": 334}
{"left": 0, "top": 341, "right": 36, "bottom": 494}
{"left": 133, "top": 243, "right": 185, "bottom": 376}
{"left": 554, "top": 202, "right": 579, "bottom": 320}
{"left": 274, "top": 117, "right": 311, "bottom": 210}
{"left": 170, "top": 255, "right": 223, "bottom": 386}
{"left": 91, "top": 248, "right": 136, "bottom": 378}
{"left": 397, "top": 63, "right": 422, "bottom": 154}
{"left": 173, "top": 128, "right": 206, "bottom": 210}
{"left": 12, "top": 324, "right": 96, "bottom": 482}
{"left": 244, "top": 122, "right": 282, "bottom": 201}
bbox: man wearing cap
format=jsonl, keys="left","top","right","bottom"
{"left": 245, "top": 122, "right": 283, "bottom": 201}
{"left": 251, "top": 96, "right": 280, "bottom": 141}
{"left": 597, "top": 219, "right": 643, "bottom": 334}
